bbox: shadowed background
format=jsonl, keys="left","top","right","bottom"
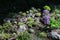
{"left": 0, "top": 0, "right": 60, "bottom": 24}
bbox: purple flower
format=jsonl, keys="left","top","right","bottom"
{"left": 43, "top": 10, "right": 50, "bottom": 13}
{"left": 44, "top": 16, "right": 50, "bottom": 25}
{"left": 42, "top": 10, "right": 50, "bottom": 16}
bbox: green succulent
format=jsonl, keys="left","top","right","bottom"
{"left": 35, "top": 13, "right": 41, "bottom": 17}
{"left": 22, "top": 12, "right": 27, "bottom": 16}
{"left": 19, "top": 11, "right": 23, "bottom": 14}
{"left": 27, "top": 17, "right": 33, "bottom": 21}
{"left": 29, "top": 10, "right": 34, "bottom": 14}
{"left": 33, "top": 20, "right": 39, "bottom": 26}
{"left": 18, "top": 22, "right": 23, "bottom": 26}
{"left": 43, "top": 5, "right": 51, "bottom": 11}
{"left": 26, "top": 21, "right": 33, "bottom": 28}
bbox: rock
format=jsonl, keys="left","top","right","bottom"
{"left": 47, "top": 31, "right": 60, "bottom": 40}
{"left": 32, "top": 14, "right": 35, "bottom": 18}
{"left": 17, "top": 24, "right": 27, "bottom": 32}
{"left": 11, "top": 19, "right": 17, "bottom": 24}
{"left": 12, "top": 24, "right": 18, "bottom": 32}
{"left": 3, "top": 18, "right": 11, "bottom": 23}
{"left": 19, "top": 17, "right": 27, "bottom": 23}
{"left": 29, "top": 34, "right": 42, "bottom": 40}
{"left": 27, "top": 13, "right": 33, "bottom": 17}
{"left": 34, "top": 17, "right": 40, "bottom": 22}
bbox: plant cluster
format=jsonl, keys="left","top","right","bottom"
{"left": 0, "top": 6, "right": 60, "bottom": 40}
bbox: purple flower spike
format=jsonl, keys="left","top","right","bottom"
{"left": 43, "top": 10, "right": 50, "bottom": 14}
{"left": 41, "top": 10, "right": 50, "bottom": 17}
{"left": 44, "top": 15, "right": 50, "bottom": 25}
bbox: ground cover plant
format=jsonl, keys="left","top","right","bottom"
{"left": 0, "top": 5, "right": 60, "bottom": 40}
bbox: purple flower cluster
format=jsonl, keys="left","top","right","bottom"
{"left": 42, "top": 10, "right": 50, "bottom": 25}
{"left": 42, "top": 10, "right": 50, "bottom": 16}
{"left": 44, "top": 16, "right": 50, "bottom": 25}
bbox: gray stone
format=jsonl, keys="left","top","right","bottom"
{"left": 17, "top": 24, "right": 27, "bottom": 32}
{"left": 3, "top": 18, "right": 11, "bottom": 23}
{"left": 47, "top": 31, "right": 60, "bottom": 40}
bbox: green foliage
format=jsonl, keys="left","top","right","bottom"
{"left": 54, "top": 9, "right": 60, "bottom": 14}
{"left": 16, "top": 31, "right": 30, "bottom": 40}
{"left": 0, "top": 25, "right": 3, "bottom": 30}
{"left": 31, "top": 7, "right": 39, "bottom": 13}
{"left": 43, "top": 5, "right": 51, "bottom": 11}
{"left": 33, "top": 20, "right": 39, "bottom": 26}
{"left": 27, "top": 17, "right": 33, "bottom": 21}
{"left": 50, "top": 18, "right": 56, "bottom": 28}
{"left": 19, "top": 11, "right": 23, "bottom": 14}
{"left": 35, "top": 13, "right": 41, "bottom": 17}
{"left": 22, "top": 12, "right": 27, "bottom": 16}
{"left": 26, "top": 21, "right": 33, "bottom": 28}
{"left": 28, "top": 29, "right": 35, "bottom": 33}
{"left": 37, "top": 32, "right": 47, "bottom": 38}
{"left": 50, "top": 17, "right": 60, "bottom": 29}
{"left": 0, "top": 22, "right": 12, "bottom": 32}
{"left": 37, "top": 8, "right": 41, "bottom": 12}
{"left": 0, "top": 33, "right": 11, "bottom": 40}
{"left": 26, "top": 17, "right": 33, "bottom": 27}
{"left": 29, "top": 10, "right": 34, "bottom": 14}
{"left": 18, "top": 22, "right": 23, "bottom": 26}
{"left": 3, "top": 22, "right": 12, "bottom": 27}
{"left": 3, "top": 22, "right": 12, "bottom": 30}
